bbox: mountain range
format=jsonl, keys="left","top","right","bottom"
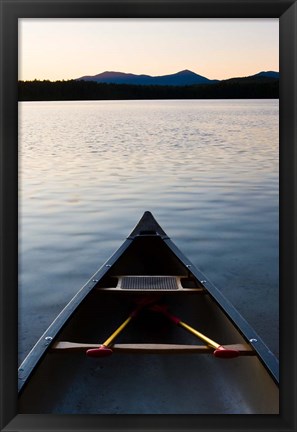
{"left": 19, "top": 70, "right": 279, "bottom": 100}
{"left": 77, "top": 69, "right": 279, "bottom": 87}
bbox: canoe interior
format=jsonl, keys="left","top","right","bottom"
{"left": 19, "top": 235, "right": 279, "bottom": 414}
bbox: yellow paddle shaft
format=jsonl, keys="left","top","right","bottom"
{"left": 179, "top": 321, "right": 220, "bottom": 350}
{"left": 102, "top": 316, "right": 133, "bottom": 347}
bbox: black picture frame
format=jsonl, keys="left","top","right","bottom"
{"left": 0, "top": 1, "right": 296, "bottom": 431}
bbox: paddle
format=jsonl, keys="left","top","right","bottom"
{"left": 151, "top": 304, "right": 240, "bottom": 359}
{"left": 86, "top": 307, "right": 140, "bottom": 358}
{"left": 86, "top": 296, "right": 159, "bottom": 358}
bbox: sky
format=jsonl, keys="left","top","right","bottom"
{"left": 18, "top": 18, "right": 279, "bottom": 81}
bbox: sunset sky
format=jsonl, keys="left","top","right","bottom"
{"left": 19, "top": 18, "right": 279, "bottom": 81}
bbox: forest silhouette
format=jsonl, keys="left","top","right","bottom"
{"left": 18, "top": 76, "right": 279, "bottom": 101}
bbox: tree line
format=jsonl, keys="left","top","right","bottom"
{"left": 18, "top": 78, "right": 279, "bottom": 101}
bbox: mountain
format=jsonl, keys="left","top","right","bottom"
{"left": 77, "top": 69, "right": 217, "bottom": 86}
{"left": 221, "top": 71, "right": 279, "bottom": 86}
{"left": 250, "top": 71, "right": 279, "bottom": 79}
{"left": 78, "top": 71, "right": 153, "bottom": 85}
{"left": 225, "top": 71, "right": 279, "bottom": 81}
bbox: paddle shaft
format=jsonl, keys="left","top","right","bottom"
{"left": 179, "top": 321, "right": 240, "bottom": 358}
{"left": 151, "top": 304, "right": 240, "bottom": 358}
{"left": 153, "top": 305, "right": 220, "bottom": 349}
{"left": 102, "top": 315, "right": 133, "bottom": 347}
{"left": 178, "top": 321, "right": 220, "bottom": 350}
{"left": 86, "top": 306, "right": 140, "bottom": 357}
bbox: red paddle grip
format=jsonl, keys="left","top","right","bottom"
{"left": 86, "top": 345, "right": 113, "bottom": 358}
{"left": 213, "top": 346, "right": 240, "bottom": 359}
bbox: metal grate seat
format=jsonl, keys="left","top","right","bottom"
{"left": 120, "top": 276, "right": 179, "bottom": 290}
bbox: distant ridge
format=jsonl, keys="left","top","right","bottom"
{"left": 226, "top": 71, "right": 280, "bottom": 81}
{"left": 251, "top": 71, "right": 280, "bottom": 79}
{"left": 77, "top": 69, "right": 218, "bottom": 86}
{"left": 76, "top": 69, "right": 279, "bottom": 86}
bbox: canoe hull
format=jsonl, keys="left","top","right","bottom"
{"left": 18, "top": 212, "right": 279, "bottom": 414}
{"left": 19, "top": 355, "right": 278, "bottom": 414}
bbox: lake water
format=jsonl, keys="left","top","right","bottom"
{"left": 18, "top": 99, "right": 279, "bottom": 364}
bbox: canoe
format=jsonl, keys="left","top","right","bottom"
{"left": 18, "top": 211, "right": 279, "bottom": 414}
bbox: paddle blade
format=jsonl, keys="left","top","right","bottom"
{"left": 86, "top": 346, "right": 113, "bottom": 358}
{"left": 213, "top": 346, "right": 240, "bottom": 359}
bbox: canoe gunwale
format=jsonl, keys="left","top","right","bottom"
{"left": 18, "top": 237, "right": 134, "bottom": 394}
{"left": 163, "top": 236, "right": 279, "bottom": 384}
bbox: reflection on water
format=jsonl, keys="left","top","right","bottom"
{"left": 19, "top": 99, "right": 279, "bottom": 363}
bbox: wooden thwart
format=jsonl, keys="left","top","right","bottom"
{"left": 51, "top": 341, "right": 255, "bottom": 355}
